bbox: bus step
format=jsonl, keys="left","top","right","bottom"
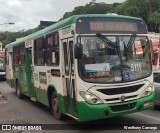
{"left": 31, "top": 97, "right": 36, "bottom": 102}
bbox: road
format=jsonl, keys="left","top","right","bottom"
{"left": 0, "top": 81, "right": 160, "bottom": 133}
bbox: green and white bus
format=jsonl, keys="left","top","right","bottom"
{"left": 5, "top": 14, "right": 154, "bottom": 122}
{"left": 0, "top": 51, "right": 6, "bottom": 80}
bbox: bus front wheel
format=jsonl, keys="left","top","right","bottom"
{"left": 51, "top": 92, "right": 64, "bottom": 120}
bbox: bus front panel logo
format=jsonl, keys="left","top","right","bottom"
{"left": 120, "top": 95, "right": 126, "bottom": 102}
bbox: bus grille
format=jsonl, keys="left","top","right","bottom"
{"left": 97, "top": 84, "right": 144, "bottom": 95}
{"left": 105, "top": 95, "right": 138, "bottom": 102}
{"left": 110, "top": 102, "right": 136, "bottom": 112}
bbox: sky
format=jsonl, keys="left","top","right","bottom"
{"left": 0, "top": 0, "right": 124, "bottom": 32}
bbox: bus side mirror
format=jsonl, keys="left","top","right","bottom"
{"left": 74, "top": 43, "right": 83, "bottom": 59}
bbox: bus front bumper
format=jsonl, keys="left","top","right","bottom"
{"left": 77, "top": 92, "right": 155, "bottom": 122}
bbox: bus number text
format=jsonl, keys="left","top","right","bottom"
{"left": 131, "top": 64, "right": 141, "bottom": 71}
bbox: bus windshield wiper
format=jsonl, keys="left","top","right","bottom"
{"left": 123, "top": 34, "right": 136, "bottom": 62}
{"left": 142, "top": 41, "right": 150, "bottom": 58}
{"left": 96, "top": 33, "right": 117, "bottom": 49}
{"left": 123, "top": 41, "right": 128, "bottom": 61}
{"left": 126, "top": 34, "right": 136, "bottom": 51}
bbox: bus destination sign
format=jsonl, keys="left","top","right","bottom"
{"left": 76, "top": 18, "right": 147, "bottom": 34}
{"left": 89, "top": 21, "right": 138, "bottom": 32}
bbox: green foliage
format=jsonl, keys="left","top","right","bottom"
{"left": 62, "top": 2, "right": 112, "bottom": 19}
{"left": 0, "top": 33, "right": 7, "bottom": 42}
{"left": 115, "top": 0, "right": 160, "bottom": 31}
{"left": 62, "top": 0, "right": 160, "bottom": 32}
{"left": 115, "top": 0, "right": 148, "bottom": 21}
{"left": 1, "top": 0, "right": 160, "bottom": 48}
{"left": 149, "top": 10, "right": 160, "bottom": 32}
{"left": 0, "top": 27, "right": 40, "bottom": 47}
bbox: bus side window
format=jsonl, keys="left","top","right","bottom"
{"left": 19, "top": 44, "right": 25, "bottom": 65}
{"left": 46, "top": 32, "right": 59, "bottom": 66}
{"left": 34, "top": 38, "right": 45, "bottom": 65}
{"left": 13, "top": 46, "right": 19, "bottom": 65}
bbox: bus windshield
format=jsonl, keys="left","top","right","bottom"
{"left": 78, "top": 35, "right": 151, "bottom": 83}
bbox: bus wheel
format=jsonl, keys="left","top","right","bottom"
{"left": 16, "top": 81, "right": 23, "bottom": 99}
{"left": 51, "top": 92, "right": 64, "bottom": 120}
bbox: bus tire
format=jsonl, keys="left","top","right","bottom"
{"left": 51, "top": 92, "right": 64, "bottom": 120}
{"left": 16, "top": 81, "right": 23, "bottom": 99}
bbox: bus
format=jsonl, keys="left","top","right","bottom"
{"left": 148, "top": 34, "right": 160, "bottom": 106}
{"left": 136, "top": 33, "right": 160, "bottom": 106}
{"left": 0, "top": 51, "right": 6, "bottom": 80}
{"left": 5, "top": 14, "right": 154, "bottom": 122}
{"left": 149, "top": 34, "right": 160, "bottom": 71}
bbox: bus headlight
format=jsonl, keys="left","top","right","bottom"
{"left": 141, "top": 85, "right": 154, "bottom": 98}
{"left": 79, "top": 91, "right": 103, "bottom": 104}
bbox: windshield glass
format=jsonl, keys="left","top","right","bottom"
{"left": 78, "top": 35, "right": 151, "bottom": 83}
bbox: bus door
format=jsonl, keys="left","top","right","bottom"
{"left": 25, "top": 48, "right": 35, "bottom": 97}
{"left": 62, "top": 38, "right": 77, "bottom": 116}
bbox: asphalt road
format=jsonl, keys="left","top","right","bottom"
{"left": 0, "top": 80, "right": 160, "bottom": 133}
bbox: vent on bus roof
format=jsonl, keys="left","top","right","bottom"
{"left": 97, "top": 84, "right": 144, "bottom": 95}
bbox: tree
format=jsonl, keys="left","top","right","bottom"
{"left": 149, "top": 10, "right": 160, "bottom": 32}
{"left": 115, "top": 0, "right": 147, "bottom": 19}
{"left": 125, "top": 5, "right": 139, "bottom": 17}
{"left": 1, "top": 0, "right": 160, "bottom": 46}
{"left": 0, "top": 33, "right": 7, "bottom": 42}
{"left": 115, "top": 0, "right": 160, "bottom": 31}
{"left": 62, "top": 2, "right": 113, "bottom": 19}
{"left": 0, "top": 27, "right": 40, "bottom": 47}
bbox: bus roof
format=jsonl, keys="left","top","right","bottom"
{"left": 5, "top": 14, "right": 143, "bottom": 49}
